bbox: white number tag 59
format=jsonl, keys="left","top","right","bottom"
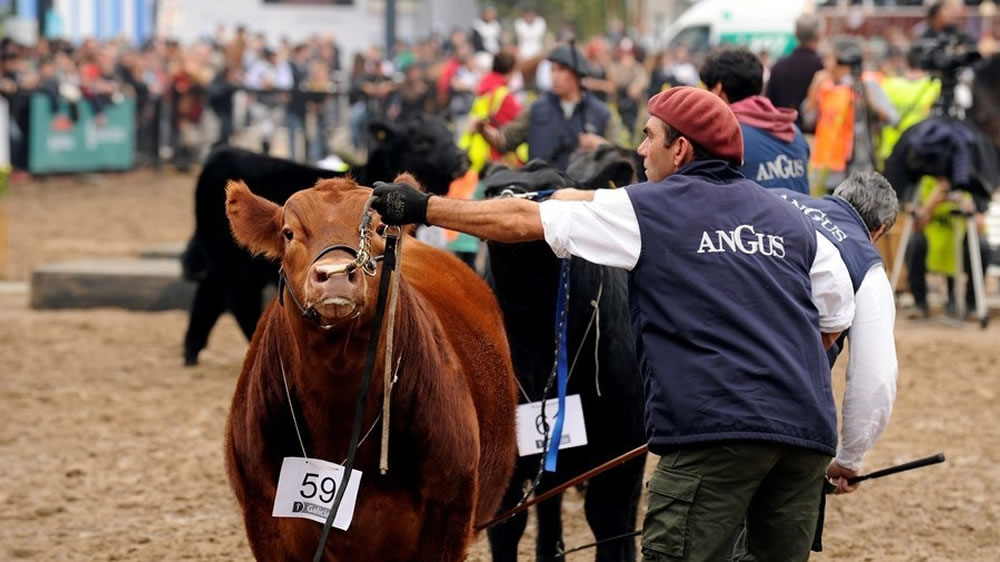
{"left": 272, "top": 457, "right": 362, "bottom": 530}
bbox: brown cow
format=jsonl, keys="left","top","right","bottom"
{"left": 224, "top": 175, "right": 518, "bottom": 561}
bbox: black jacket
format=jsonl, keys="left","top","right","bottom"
{"left": 765, "top": 47, "right": 824, "bottom": 127}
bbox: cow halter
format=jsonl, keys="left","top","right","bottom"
{"left": 276, "top": 198, "right": 383, "bottom": 329}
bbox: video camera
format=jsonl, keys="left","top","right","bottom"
{"left": 911, "top": 28, "right": 981, "bottom": 76}
{"left": 835, "top": 43, "right": 864, "bottom": 79}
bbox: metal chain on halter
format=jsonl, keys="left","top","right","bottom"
{"left": 511, "top": 258, "right": 572, "bottom": 510}
{"left": 352, "top": 199, "right": 380, "bottom": 277}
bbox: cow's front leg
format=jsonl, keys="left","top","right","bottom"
{"left": 585, "top": 455, "right": 646, "bottom": 562}
{"left": 415, "top": 473, "right": 477, "bottom": 562}
{"left": 533, "top": 478, "right": 565, "bottom": 562}
{"left": 184, "top": 273, "right": 227, "bottom": 365}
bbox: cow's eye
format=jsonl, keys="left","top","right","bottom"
{"left": 283, "top": 228, "right": 294, "bottom": 241}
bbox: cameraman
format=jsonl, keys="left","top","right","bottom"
{"left": 804, "top": 42, "right": 898, "bottom": 193}
{"left": 905, "top": 179, "right": 992, "bottom": 319}
{"left": 879, "top": 48, "right": 940, "bottom": 164}
{"left": 919, "top": 0, "right": 965, "bottom": 42}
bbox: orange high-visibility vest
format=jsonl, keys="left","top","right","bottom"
{"left": 810, "top": 80, "right": 855, "bottom": 173}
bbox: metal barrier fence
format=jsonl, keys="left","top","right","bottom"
{"left": 6, "top": 82, "right": 352, "bottom": 175}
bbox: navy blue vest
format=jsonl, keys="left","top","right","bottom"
{"left": 527, "top": 91, "right": 611, "bottom": 171}
{"left": 771, "top": 188, "right": 883, "bottom": 364}
{"left": 740, "top": 123, "right": 810, "bottom": 194}
{"left": 625, "top": 160, "right": 837, "bottom": 456}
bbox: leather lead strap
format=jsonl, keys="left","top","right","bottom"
{"left": 311, "top": 233, "right": 399, "bottom": 562}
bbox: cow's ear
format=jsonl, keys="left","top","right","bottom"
{"left": 226, "top": 180, "right": 284, "bottom": 259}
{"left": 609, "top": 161, "right": 637, "bottom": 188}
{"left": 368, "top": 120, "right": 395, "bottom": 144}
{"left": 393, "top": 172, "right": 425, "bottom": 192}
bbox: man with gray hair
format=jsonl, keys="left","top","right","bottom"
{"left": 766, "top": 12, "right": 824, "bottom": 129}
{"left": 770, "top": 171, "right": 899, "bottom": 491}
{"left": 731, "top": 173, "right": 898, "bottom": 558}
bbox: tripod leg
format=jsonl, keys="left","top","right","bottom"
{"left": 966, "top": 217, "right": 989, "bottom": 327}
{"left": 954, "top": 214, "right": 966, "bottom": 319}
{"left": 890, "top": 187, "right": 924, "bottom": 294}
{"left": 890, "top": 213, "right": 915, "bottom": 293}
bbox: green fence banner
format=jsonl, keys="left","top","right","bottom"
{"left": 719, "top": 31, "right": 797, "bottom": 58}
{"left": 28, "top": 94, "right": 135, "bottom": 174}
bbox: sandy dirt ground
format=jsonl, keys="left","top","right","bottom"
{"left": 1, "top": 172, "right": 998, "bottom": 561}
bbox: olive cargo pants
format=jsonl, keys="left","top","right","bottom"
{"left": 641, "top": 441, "right": 830, "bottom": 561}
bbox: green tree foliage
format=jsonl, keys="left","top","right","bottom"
{"left": 492, "top": 0, "right": 628, "bottom": 44}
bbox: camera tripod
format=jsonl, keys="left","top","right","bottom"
{"left": 889, "top": 190, "right": 989, "bottom": 328}
{"left": 887, "top": 84, "right": 990, "bottom": 328}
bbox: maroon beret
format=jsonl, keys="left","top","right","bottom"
{"left": 647, "top": 87, "right": 744, "bottom": 165}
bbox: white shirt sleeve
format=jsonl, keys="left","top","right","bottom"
{"left": 538, "top": 188, "right": 642, "bottom": 270}
{"left": 836, "top": 265, "right": 898, "bottom": 471}
{"left": 810, "top": 233, "right": 856, "bottom": 333}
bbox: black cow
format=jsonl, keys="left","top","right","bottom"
{"left": 484, "top": 147, "right": 647, "bottom": 562}
{"left": 182, "top": 114, "right": 468, "bottom": 365}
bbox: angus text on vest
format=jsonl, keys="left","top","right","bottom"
{"left": 780, "top": 195, "right": 849, "bottom": 242}
{"left": 697, "top": 224, "right": 786, "bottom": 258}
{"left": 755, "top": 154, "right": 806, "bottom": 182}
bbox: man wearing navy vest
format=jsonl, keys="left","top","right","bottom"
{"left": 731, "top": 173, "right": 900, "bottom": 559}
{"left": 473, "top": 44, "right": 622, "bottom": 171}
{"left": 771, "top": 173, "right": 898, "bottom": 492}
{"left": 701, "top": 47, "right": 811, "bottom": 194}
{"left": 371, "top": 87, "right": 856, "bottom": 561}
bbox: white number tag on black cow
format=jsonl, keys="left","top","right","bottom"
{"left": 515, "top": 395, "right": 588, "bottom": 457}
{"left": 272, "top": 457, "right": 362, "bottom": 530}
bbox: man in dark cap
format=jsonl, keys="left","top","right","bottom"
{"left": 370, "top": 86, "right": 856, "bottom": 560}
{"left": 472, "top": 43, "right": 623, "bottom": 170}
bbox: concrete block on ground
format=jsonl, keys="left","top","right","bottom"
{"left": 139, "top": 242, "right": 187, "bottom": 260}
{"left": 31, "top": 258, "right": 194, "bottom": 311}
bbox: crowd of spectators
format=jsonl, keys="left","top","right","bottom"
{"left": 0, "top": 7, "right": 710, "bottom": 176}
{"left": 2, "top": 4, "right": 998, "bottom": 180}
{"left": 0, "top": 26, "right": 345, "bottom": 174}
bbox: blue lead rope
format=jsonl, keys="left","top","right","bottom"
{"left": 545, "top": 258, "right": 571, "bottom": 472}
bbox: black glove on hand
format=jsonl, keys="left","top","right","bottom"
{"left": 371, "top": 181, "right": 432, "bottom": 226}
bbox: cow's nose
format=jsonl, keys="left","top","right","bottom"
{"left": 308, "top": 261, "right": 360, "bottom": 298}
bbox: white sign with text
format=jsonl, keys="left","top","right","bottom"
{"left": 272, "top": 457, "right": 362, "bottom": 530}
{"left": 515, "top": 395, "right": 588, "bottom": 457}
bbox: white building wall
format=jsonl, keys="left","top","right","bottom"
{"left": 77, "top": 0, "right": 96, "bottom": 41}
{"left": 641, "top": 0, "right": 694, "bottom": 51}
{"left": 158, "top": 0, "right": 477, "bottom": 59}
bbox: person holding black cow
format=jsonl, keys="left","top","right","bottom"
{"left": 472, "top": 44, "right": 624, "bottom": 171}
{"left": 371, "top": 86, "right": 857, "bottom": 561}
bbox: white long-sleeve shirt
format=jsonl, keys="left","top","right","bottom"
{"left": 834, "top": 264, "right": 898, "bottom": 470}
{"left": 537, "top": 188, "right": 897, "bottom": 468}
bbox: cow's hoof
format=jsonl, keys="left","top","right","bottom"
{"left": 184, "top": 354, "right": 199, "bottom": 367}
